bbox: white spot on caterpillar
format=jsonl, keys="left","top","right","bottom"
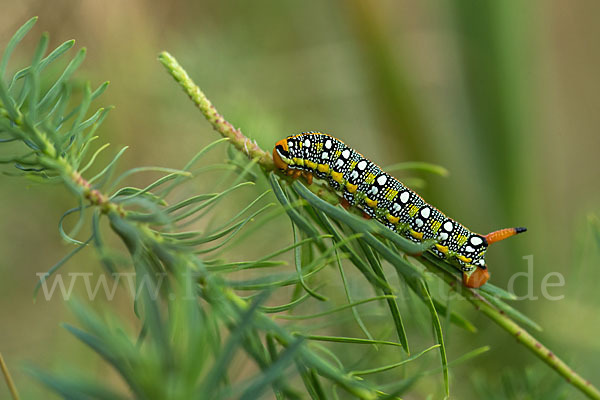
{"left": 342, "top": 149, "right": 351, "bottom": 159}
{"left": 336, "top": 159, "right": 344, "bottom": 168}
{"left": 400, "top": 191, "right": 410, "bottom": 203}
{"left": 393, "top": 203, "right": 401, "bottom": 212}
{"left": 465, "top": 246, "right": 475, "bottom": 253}
{"left": 415, "top": 218, "right": 424, "bottom": 228}
{"left": 475, "top": 259, "right": 485, "bottom": 266}
{"left": 321, "top": 152, "right": 329, "bottom": 159}
{"left": 420, "top": 207, "right": 431, "bottom": 219}
{"left": 438, "top": 232, "right": 449, "bottom": 241}
{"left": 288, "top": 141, "right": 293, "bottom": 148}
{"left": 370, "top": 186, "right": 378, "bottom": 195}
{"left": 325, "top": 139, "right": 332, "bottom": 149}
{"left": 376, "top": 175, "right": 387, "bottom": 185}
{"left": 357, "top": 160, "right": 367, "bottom": 170}
{"left": 470, "top": 236, "right": 483, "bottom": 246}
{"left": 304, "top": 138, "right": 311, "bottom": 147}
{"left": 443, "top": 221, "right": 454, "bottom": 232}
{"left": 350, "top": 170, "right": 359, "bottom": 180}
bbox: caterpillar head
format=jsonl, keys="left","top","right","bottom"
{"left": 273, "top": 139, "right": 291, "bottom": 171}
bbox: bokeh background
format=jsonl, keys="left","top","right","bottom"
{"left": 1, "top": 0, "right": 599, "bottom": 398}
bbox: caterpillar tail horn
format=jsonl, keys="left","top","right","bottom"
{"left": 484, "top": 227, "right": 527, "bottom": 246}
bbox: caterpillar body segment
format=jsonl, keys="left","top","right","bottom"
{"left": 273, "top": 132, "right": 526, "bottom": 288}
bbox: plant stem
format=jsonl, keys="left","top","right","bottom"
{"left": 0, "top": 101, "right": 124, "bottom": 217}
{"left": 158, "top": 51, "right": 342, "bottom": 205}
{"left": 0, "top": 353, "right": 20, "bottom": 400}
{"left": 158, "top": 51, "right": 600, "bottom": 400}
{"left": 158, "top": 51, "right": 274, "bottom": 170}
{"left": 424, "top": 255, "right": 600, "bottom": 400}
{"left": 476, "top": 298, "right": 600, "bottom": 399}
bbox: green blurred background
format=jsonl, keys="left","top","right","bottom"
{"left": 1, "top": 0, "right": 599, "bottom": 398}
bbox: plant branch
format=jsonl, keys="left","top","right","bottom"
{"left": 423, "top": 254, "right": 600, "bottom": 400}
{"left": 0, "top": 353, "right": 20, "bottom": 400}
{"left": 159, "top": 51, "right": 600, "bottom": 400}
{"left": 158, "top": 52, "right": 274, "bottom": 170}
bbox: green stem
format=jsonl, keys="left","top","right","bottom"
{"left": 158, "top": 51, "right": 274, "bottom": 170}
{"left": 158, "top": 51, "right": 341, "bottom": 205}
{"left": 424, "top": 255, "right": 600, "bottom": 400}
{"left": 478, "top": 299, "right": 600, "bottom": 399}
{"left": 159, "top": 51, "right": 600, "bottom": 400}
{"left": 1, "top": 100, "right": 123, "bottom": 217}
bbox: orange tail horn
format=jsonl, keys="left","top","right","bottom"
{"left": 484, "top": 227, "right": 527, "bottom": 245}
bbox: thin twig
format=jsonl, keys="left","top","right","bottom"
{"left": 158, "top": 52, "right": 274, "bottom": 170}
{"left": 158, "top": 51, "right": 600, "bottom": 400}
{"left": 0, "top": 353, "right": 20, "bottom": 400}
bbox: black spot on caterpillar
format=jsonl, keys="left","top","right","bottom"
{"left": 273, "top": 132, "right": 526, "bottom": 288}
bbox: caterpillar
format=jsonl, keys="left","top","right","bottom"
{"left": 273, "top": 132, "right": 526, "bottom": 288}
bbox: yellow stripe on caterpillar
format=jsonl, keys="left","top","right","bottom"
{"left": 317, "top": 163, "right": 329, "bottom": 173}
{"left": 435, "top": 244, "right": 449, "bottom": 254}
{"left": 346, "top": 182, "right": 358, "bottom": 193}
{"left": 457, "top": 254, "right": 472, "bottom": 263}
{"left": 410, "top": 230, "right": 423, "bottom": 240}
{"left": 386, "top": 214, "right": 399, "bottom": 224}
{"left": 365, "top": 198, "right": 378, "bottom": 208}
{"left": 331, "top": 171, "right": 344, "bottom": 183}
{"left": 306, "top": 160, "right": 317, "bottom": 170}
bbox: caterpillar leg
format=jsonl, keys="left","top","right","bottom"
{"left": 463, "top": 267, "right": 490, "bottom": 288}
{"left": 302, "top": 171, "right": 313, "bottom": 185}
{"left": 339, "top": 197, "right": 351, "bottom": 210}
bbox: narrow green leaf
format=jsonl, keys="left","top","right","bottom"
{"left": 479, "top": 291, "right": 542, "bottom": 332}
{"left": 200, "top": 292, "right": 267, "bottom": 393}
{"left": 351, "top": 344, "right": 440, "bottom": 376}
{"left": 158, "top": 137, "right": 229, "bottom": 199}
{"left": 59, "top": 81, "right": 109, "bottom": 126}
{"left": 0, "top": 17, "right": 38, "bottom": 78}
{"left": 419, "top": 281, "right": 449, "bottom": 397}
{"left": 275, "top": 295, "right": 395, "bottom": 320}
{"left": 432, "top": 297, "right": 477, "bottom": 333}
{"left": 260, "top": 289, "right": 317, "bottom": 313}
{"left": 26, "top": 366, "right": 127, "bottom": 400}
{"left": 269, "top": 174, "right": 324, "bottom": 249}
{"left": 301, "top": 334, "right": 402, "bottom": 347}
{"left": 88, "top": 145, "right": 128, "bottom": 184}
{"left": 314, "top": 209, "right": 389, "bottom": 289}
{"left": 38, "top": 48, "right": 86, "bottom": 112}
{"left": 33, "top": 235, "right": 93, "bottom": 299}
{"left": 239, "top": 338, "right": 304, "bottom": 400}
{"left": 333, "top": 244, "right": 375, "bottom": 342}
{"left": 78, "top": 142, "right": 110, "bottom": 174}
{"left": 292, "top": 222, "right": 328, "bottom": 301}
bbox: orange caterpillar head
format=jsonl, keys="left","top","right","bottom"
{"left": 273, "top": 139, "right": 290, "bottom": 171}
